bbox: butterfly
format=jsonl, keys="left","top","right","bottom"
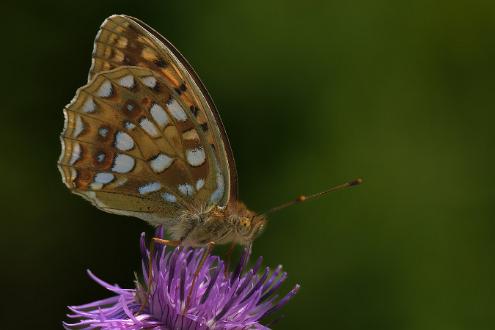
{"left": 58, "top": 14, "right": 266, "bottom": 248}
{"left": 58, "top": 15, "right": 362, "bottom": 250}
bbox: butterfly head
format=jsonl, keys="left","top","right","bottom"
{"left": 227, "top": 202, "right": 266, "bottom": 245}
{"left": 236, "top": 214, "right": 266, "bottom": 243}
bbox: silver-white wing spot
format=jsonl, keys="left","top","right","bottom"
{"left": 161, "top": 192, "right": 177, "bottom": 203}
{"left": 167, "top": 99, "right": 187, "bottom": 122}
{"left": 112, "top": 154, "right": 135, "bottom": 173}
{"left": 118, "top": 75, "right": 134, "bottom": 88}
{"left": 126, "top": 103, "right": 135, "bottom": 111}
{"left": 186, "top": 147, "right": 206, "bottom": 167}
{"left": 150, "top": 103, "right": 169, "bottom": 128}
{"left": 149, "top": 153, "right": 174, "bottom": 173}
{"left": 95, "top": 172, "right": 114, "bottom": 184}
{"left": 99, "top": 127, "right": 109, "bottom": 137}
{"left": 141, "top": 76, "right": 157, "bottom": 88}
{"left": 91, "top": 172, "right": 115, "bottom": 190}
{"left": 138, "top": 182, "right": 162, "bottom": 195}
{"left": 196, "top": 179, "right": 205, "bottom": 191}
{"left": 178, "top": 183, "right": 194, "bottom": 196}
{"left": 124, "top": 121, "right": 136, "bottom": 130}
{"left": 209, "top": 172, "right": 225, "bottom": 204}
{"left": 69, "top": 142, "right": 81, "bottom": 165}
{"left": 139, "top": 118, "right": 160, "bottom": 137}
{"left": 96, "top": 152, "right": 105, "bottom": 163}
{"left": 115, "top": 131, "right": 134, "bottom": 151}
{"left": 73, "top": 115, "right": 84, "bottom": 138}
{"left": 82, "top": 97, "right": 96, "bottom": 113}
{"left": 97, "top": 80, "right": 113, "bottom": 97}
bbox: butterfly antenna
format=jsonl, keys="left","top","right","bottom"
{"left": 257, "top": 178, "right": 363, "bottom": 218}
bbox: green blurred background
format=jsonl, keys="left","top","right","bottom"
{"left": 1, "top": 0, "right": 494, "bottom": 329}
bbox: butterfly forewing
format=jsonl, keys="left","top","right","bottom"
{"left": 88, "top": 14, "right": 237, "bottom": 203}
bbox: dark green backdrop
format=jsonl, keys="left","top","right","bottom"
{"left": 2, "top": 1, "right": 494, "bottom": 329}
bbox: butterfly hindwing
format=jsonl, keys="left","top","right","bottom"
{"left": 58, "top": 66, "right": 225, "bottom": 224}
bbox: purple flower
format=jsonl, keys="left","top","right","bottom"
{"left": 64, "top": 230, "right": 299, "bottom": 330}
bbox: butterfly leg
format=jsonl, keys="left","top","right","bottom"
{"left": 224, "top": 242, "right": 236, "bottom": 276}
{"left": 185, "top": 241, "right": 215, "bottom": 312}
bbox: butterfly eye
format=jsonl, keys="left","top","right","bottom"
{"left": 236, "top": 217, "right": 251, "bottom": 237}
{"left": 240, "top": 217, "right": 250, "bottom": 228}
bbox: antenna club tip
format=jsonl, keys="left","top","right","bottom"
{"left": 296, "top": 195, "right": 307, "bottom": 202}
{"left": 350, "top": 178, "right": 363, "bottom": 186}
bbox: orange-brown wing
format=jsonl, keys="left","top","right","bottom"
{"left": 89, "top": 14, "right": 237, "bottom": 203}
{"left": 58, "top": 66, "right": 227, "bottom": 224}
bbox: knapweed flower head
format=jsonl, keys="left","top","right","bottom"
{"left": 64, "top": 229, "right": 299, "bottom": 329}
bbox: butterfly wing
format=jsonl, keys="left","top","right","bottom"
{"left": 58, "top": 16, "right": 237, "bottom": 224}
{"left": 89, "top": 14, "right": 237, "bottom": 201}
